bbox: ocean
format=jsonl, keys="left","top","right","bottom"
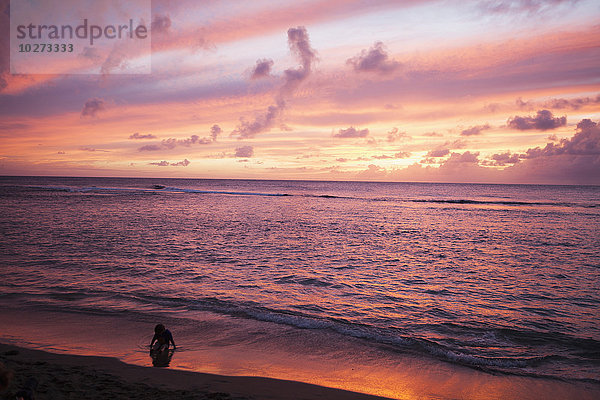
{"left": 1, "top": 176, "right": 599, "bottom": 398}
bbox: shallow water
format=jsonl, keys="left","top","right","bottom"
{"left": 1, "top": 177, "right": 599, "bottom": 396}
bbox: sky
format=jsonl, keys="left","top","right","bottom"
{"left": 1, "top": 0, "right": 599, "bottom": 184}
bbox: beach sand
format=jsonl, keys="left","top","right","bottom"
{"left": 0, "top": 343, "right": 391, "bottom": 400}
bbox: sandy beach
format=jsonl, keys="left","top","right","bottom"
{"left": 0, "top": 343, "right": 392, "bottom": 400}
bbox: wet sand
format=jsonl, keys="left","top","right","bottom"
{"left": 0, "top": 343, "right": 391, "bottom": 400}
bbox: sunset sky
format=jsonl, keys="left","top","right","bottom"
{"left": 1, "top": 0, "right": 599, "bottom": 184}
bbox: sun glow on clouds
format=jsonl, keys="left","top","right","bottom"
{"left": 1, "top": 0, "right": 600, "bottom": 183}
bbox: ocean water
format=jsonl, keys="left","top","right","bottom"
{"left": 1, "top": 176, "right": 599, "bottom": 393}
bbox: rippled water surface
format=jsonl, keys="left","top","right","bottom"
{"left": 1, "top": 176, "right": 599, "bottom": 384}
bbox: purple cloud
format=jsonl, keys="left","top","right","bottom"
{"left": 508, "top": 110, "right": 566, "bottom": 131}
{"left": 334, "top": 126, "right": 369, "bottom": 138}
{"left": 489, "top": 151, "right": 521, "bottom": 166}
{"left": 524, "top": 119, "right": 600, "bottom": 158}
{"left": 446, "top": 151, "right": 480, "bottom": 163}
{"left": 461, "top": 123, "right": 491, "bottom": 136}
{"left": 251, "top": 59, "right": 274, "bottom": 79}
{"left": 427, "top": 148, "right": 450, "bottom": 157}
{"left": 149, "top": 159, "right": 190, "bottom": 167}
{"left": 129, "top": 132, "right": 157, "bottom": 140}
{"left": 79, "top": 147, "right": 110, "bottom": 152}
{"left": 517, "top": 95, "right": 600, "bottom": 111}
{"left": 210, "top": 124, "right": 222, "bottom": 141}
{"left": 151, "top": 14, "right": 171, "bottom": 34}
{"left": 347, "top": 42, "right": 401, "bottom": 74}
{"left": 233, "top": 26, "right": 317, "bottom": 139}
{"left": 138, "top": 132, "right": 217, "bottom": 151}
{"left": 81, "top": 98, "right": 105, "bottom": 117}
{"left": 372, "top": 152, "right": 411, "bottom": 159}
{"left": 235, "top": 145, "right": 254, "bottom": 158}
{"left": 138, "top": 144, "right": 163, "bottom": 152}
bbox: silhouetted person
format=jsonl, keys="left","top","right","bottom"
{"left": 149, "top": 323, "right": 176, "bottom": 351}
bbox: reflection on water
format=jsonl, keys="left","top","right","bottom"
{"left": 150, "top": 348, "right": 175, "bottom": 367}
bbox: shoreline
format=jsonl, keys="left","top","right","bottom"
{"left": 0, "top": 343, "right": 391, "bottom": 400}
{"left": 2, "top": 307, "right": 600, "bottom": 400}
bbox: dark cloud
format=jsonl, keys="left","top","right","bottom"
{"left": 210, "top": 124, "right": 222, "bottom": 141}
{"left": 517, "top": 95, "right": 600, "bottom": 111}
{"left": 488, "top": 151, "right": 521, "bottom": 166}
{"left": 129, "top": 132, "right": 157, "bottom": 140}
{"left": 233, "top": 26, "right": 316, "bottom": 139}
{"left": 421, "top": 150, "right": 479, "bottom": 165}
{"left": 178, "top": 135, "right": 212, "bottom": 147}
{"left": 150, "top": 161, "right": 169, "bottom": 166}
{"left": 424, "top": 139, "right": 467, "bottom": 159}
{"left": 461, "top": 123, "right": 491, "bottom": 136}
{"left": 233, "top": 101, "right": 284, "bottom": 139}
{"left": 235, "top": 145, "right": 254, "bottom": 158}
{"left": 79, "top": 147, "right": 110, "bottom": 152}
{"left": 149, "top": 159, "right": 190, "bottom": 167}
{"left": 500, "top": 119, "right": 600, "bottom": 184}
{"left": 507, "top": 110, "right": 566, "bottom": 131}
{"left": 138, "top": 131, "right": 217, "bottom": 151}
{"left": 427, "top": 148, "right": 450, "bottom": 157}
{"left": 387, "top": 127, "right": 410, "bottom": 142}
{"left": 334, "top": 126, "right": 369, "bottom": 138}
{"left": 283, "top": 26, "right": 317, "bottom": 93}
{"left": 81, "top": 98, "right": 105, "bottom": 117}
{"left": 524, "top": 119, "right": 600, "bottom": 158}
{"left": 251, "top": 59, "right": 274, "bottom": 79}
{"left": 347, "top": 41, "right": 401, "bottom": 74}
{"left": 446, "top": 151, "right": 480, "bottom": 164}
{"left": 172, "top": 159, "right": 191, "bottom": 166}
{"left": 151, "top": 14, "right": 171, "bottom": 34}
{"left": 138, "top": 144, "right": 163, "bottom": 152}
{"left": 372, "top": 152, "right": 411, "bottom": 159}
{"left": 349, "top": 120, "right": 600, "bottom": 185}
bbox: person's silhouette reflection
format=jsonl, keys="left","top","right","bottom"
{"left": 150, "top": 347, "right": 175, "bottom": 367}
